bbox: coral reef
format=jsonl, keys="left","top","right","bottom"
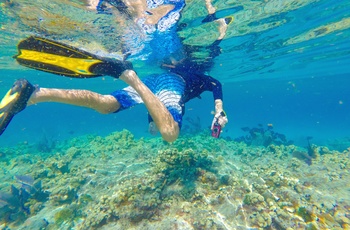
{"left": 0, "top": 129, "right": 349, "bottom": 229}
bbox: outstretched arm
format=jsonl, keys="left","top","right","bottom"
{"left": 205, "top": 76, "right": 228, "bottom": 131}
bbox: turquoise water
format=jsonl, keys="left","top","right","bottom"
{"left": 3, "top": 72, "right": 349, "bottom": 148}
{"left": 0, "top": 1, "right": 350, "bottom": 147}
{"left": 0, "top": 0, "right": 350, "bottom": 229}
{"left": 0, "top": 0, "right": 349, "bottom": 148}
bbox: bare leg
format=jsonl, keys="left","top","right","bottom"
{"left": 120, "top": 70, "right": 179, "bottom": 142}
{"left": 28, "top": 88, "right": 120, "bottom": 114}
{"left": 28, "top": 70, "right": 179, "bottom": 142}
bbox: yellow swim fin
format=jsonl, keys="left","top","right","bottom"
{"left": 14, "top": 36, "right": 132, "bottom": 78}
{"left": 0, "top": 79, "right": 36, "bottom": 135}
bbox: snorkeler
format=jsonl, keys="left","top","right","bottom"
{"left": 0, "top": 0, "right": 229, "bottom": 142}
{"left": 0, "top": 38, "right": 228, "bottom": 142}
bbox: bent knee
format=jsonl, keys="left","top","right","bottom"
{"left": 162, "top": 132, "right": 179, "bottom": 142}
{"left": 159, "top": 124, "right": 179, "bottom": 142}
{"left": 97, "top": 95, "right": 120, "bottom": 114}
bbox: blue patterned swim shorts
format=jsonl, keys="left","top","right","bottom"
{"left": 110, "top": 73, "right": 186, "bottom": 127}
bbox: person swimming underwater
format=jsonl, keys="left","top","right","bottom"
{"left": 0, "top": 0, "right": 231, "bottom": 141}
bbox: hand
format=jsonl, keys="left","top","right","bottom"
{"left": 211, "top": 110, "right": 228, "bottom": 130}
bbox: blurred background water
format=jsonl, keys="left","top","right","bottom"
{"left": 0, "top": 0, "right": 349, "bottom": 149}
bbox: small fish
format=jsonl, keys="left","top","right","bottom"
{"left": 15, "top": 175, "right": 40, "bottom": 194}
{"left": 15, "top": 175, "right": 34, "bottom": 186}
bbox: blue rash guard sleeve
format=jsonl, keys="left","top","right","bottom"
{"left": 204, "top": 75, "right": 223, "bottom": 101}
{"left": 176, "top": 72, "right": 223, "bottom": 103}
